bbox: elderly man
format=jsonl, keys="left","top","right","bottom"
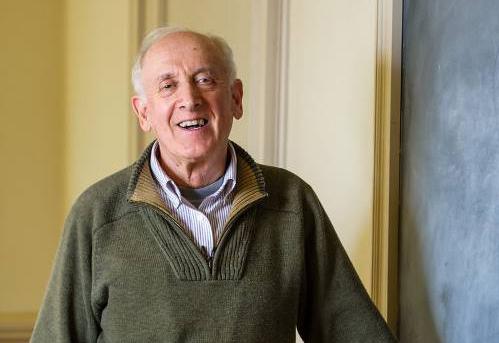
{"left": 31, "top": 27, "right": 396, "bottom": 342}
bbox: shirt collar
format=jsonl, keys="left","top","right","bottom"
{"left": 149, "top": 141, "right": 238, "bottom": 208}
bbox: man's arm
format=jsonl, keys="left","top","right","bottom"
{"left": 296, "top": 188, "right": 397, "bottom": 342}
{"left": 31, "top": 203, "right": 100, "bottom": 343}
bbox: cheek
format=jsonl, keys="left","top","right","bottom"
{"left": 212, "top": 97, "right": 233, "bottom": 117}
{"left": 148, "top": 101, "right": 175, "bottom": 125}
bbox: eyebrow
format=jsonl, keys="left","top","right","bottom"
{"left": 156, "top": 73, "right": 175, "bottom": 83}
{"left": 192, "top": 67, "right": 215, "bottom": 76}
{"left": 155, "top": 67, "right": 218, "bottom": 83}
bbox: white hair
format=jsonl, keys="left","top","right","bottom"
{"left": 131, "top": 26, "right": 237, "bottom": 97}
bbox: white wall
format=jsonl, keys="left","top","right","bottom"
{"left": 285, "top": 0, "right": 377, "bottom": 290}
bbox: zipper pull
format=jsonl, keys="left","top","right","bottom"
{"left": 208, "top": 247, "right": 216, "bottom": 270}
{"left": 202, "top": 246, "right": 215, "bottom": 270}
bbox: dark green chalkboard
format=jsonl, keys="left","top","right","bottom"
{"left": 400, "top": 0, "right": 499, "bottom": 342}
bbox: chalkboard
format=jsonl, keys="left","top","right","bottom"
{"left": 400, "top": 0, "right": 499, "bottom": 342}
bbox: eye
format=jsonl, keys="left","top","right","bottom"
{"left": 195, "top": 75, "right": 215, "bottom": 86}
{"left": 158, "top": 80, "right": 176, "bottom": 94}
{"left": 161, "top": 82, "right": 173, "bottom": 90}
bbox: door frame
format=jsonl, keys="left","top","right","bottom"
{"left": 245, "top": 0, "right": 402, "bottom": 332}
{"left": 371, "top": 0, "right": 402, "bottom": 333}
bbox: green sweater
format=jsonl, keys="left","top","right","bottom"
{"left": 31, "top": 143, "right": 396, "bottom": 342}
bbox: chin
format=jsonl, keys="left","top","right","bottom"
{"left": 188, "top": 137, "right": 223, "bottom": 152}
{"left": 179, "top": 144, "right": 214, "bottom": 161}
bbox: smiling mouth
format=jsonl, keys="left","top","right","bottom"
{"left": 178, "top": 119, "right": 208, "bottom": 130}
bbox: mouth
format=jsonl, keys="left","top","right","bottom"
{"left": 177, "top": 118, "right": 208, "bottom": 130}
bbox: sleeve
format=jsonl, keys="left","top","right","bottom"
{"left": 30, "top": 203, "right": 101, "bottom": 343}
{"left": 296, "top": 188, "right": 397, "bottom": 342}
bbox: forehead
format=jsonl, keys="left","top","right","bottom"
{"left": 142, "top": 32, "right": 224, "bottom": 75}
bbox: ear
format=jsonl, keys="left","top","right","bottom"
{"left": 231, "top": 79, "right": 243, "bottom": 120}
{"left": 131, "top": 95, "right": 151, "bottom": 132}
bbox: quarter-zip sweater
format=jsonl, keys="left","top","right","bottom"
{"left": 31, "top": 143, "right": 396, "bottom": 343}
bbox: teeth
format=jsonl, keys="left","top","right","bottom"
{"left": 179, "top": 119, "right": 206, "bottom": 128}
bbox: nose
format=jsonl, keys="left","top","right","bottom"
{"left": 177, "top": 82, "right": 202, "bottom": 111}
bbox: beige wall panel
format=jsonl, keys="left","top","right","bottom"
{"left": 166, "top": 0, "right": 252, "bottom": 149}
{"left": 0, "top": 0, "right": 64, "bottom": 313}
{"left": 65, "top": 0, "right": 132, "bottom": 208}
{"left": 286, "top": 0, "right": 377, "bottom": 290}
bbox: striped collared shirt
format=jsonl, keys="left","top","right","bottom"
{"left": 149, "top": 141, "right": 237, "bottom": 257}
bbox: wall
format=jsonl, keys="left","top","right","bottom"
{"left": 65, "top": 0, "right": 132, "bottom": 208}
{"left": 400, "top": 0, "right": 499, "bottom": 341}
{"left": 0, "top": 0, "right": 64, "bottom": 315}
{"left": 286, "top": 0, "right": 377, "bottom": 290}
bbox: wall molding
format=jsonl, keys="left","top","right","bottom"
{"left": 275, "top": 0, "right": 290, "bottom": 168}
{"left": 371, "top": 0, "right": 402, "bottom": 333}
{"left": 127, "top": 0, "right": 142, "bottom": 163}
{"left": 128, "top": 0, "right": 168, "bottom": 163}
{"left": 247, "top": 0, "right": 276, "bottom": 165}
{"left": 247, "top": 0, "right": 289, "bottom": 166}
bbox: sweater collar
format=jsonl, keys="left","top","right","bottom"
{"left": 127, "top": 141, "right": 268, "bottom": 221}
{"left": 148, "top": 141, "right": 238, "bottom": 209}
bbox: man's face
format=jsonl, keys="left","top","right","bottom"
{"left": 132, "top": 32, "right": 243, "bottom": 165}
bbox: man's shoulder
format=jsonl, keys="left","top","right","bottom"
{"left": 78, "top": 165, "right": 133, "bottom": 202}
{"left": 259, "top": 164, "right": 309, "bottom": 188}
{"left": 258, "top": 164, "right": 318, "bottom": 213}
{"left": 68, "top": 165, "right": 138, "bottom": 230}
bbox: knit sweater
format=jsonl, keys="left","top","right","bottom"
{"left": 31, "top": 143, "right": 396, "bottom": 343}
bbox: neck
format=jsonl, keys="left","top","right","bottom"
{"left": 157, "top": 144, "right": 229, "bottom": 188}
